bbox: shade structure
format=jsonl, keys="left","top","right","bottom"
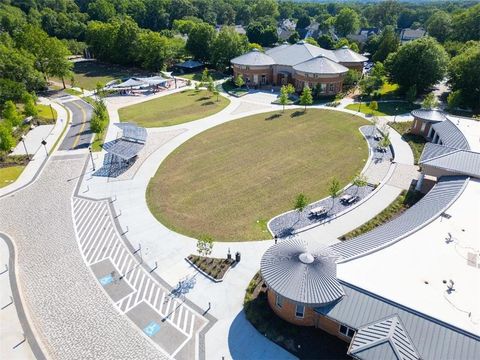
{"left": 261, "top": 237, "right": 344, "bottom": 306}
{"left": 112, "top": 78, "right": 146, "bottom": 89}
{"left": 115, "top": 123, "right": 147, "bottom": 144}
{"left": 102, "top": 139, "right": 144, "bottom": 160}
{"left": 134, "top": 76, "right": 168, "bottom": 86}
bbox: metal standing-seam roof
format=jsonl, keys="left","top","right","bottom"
{"left": 265, "top": 41, "right": 338, "bottom": 66}
{"left": 231, "top": 49, "right": 276, "bottom": 66}
{"left": 420, "top": 149, "right": 480, "bottom": 178}
{"left": 419, "top": 142, "right": 458, "bottom": 163}
{"left": 333, "top": 46, "right": 369, "bottom": 63}
{"left": 293, "top": 56, "right": 349, "bottom": 75}
{"left": 431, "top": 119, "right": 470, "bottom": 150}
{"left": 260, "top": 238, "right": 345, "bottom": 306}
{"left": 411, "top": 108, "right": 447, "bottom": 122}
{"left": 316, "top": 282, "right": 480, "bottom": 360}
{"left": 331, "top": 176, "right": 469, "bottom": 261}
{"left": 348, "top": 315, "right": 420, "bottom": 360}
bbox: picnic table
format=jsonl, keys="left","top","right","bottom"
{"left": 341, "top": 194, "right": 359, "bottom": 205}
{"left": 309, "top": 206, "right": 327, "bottom": 217}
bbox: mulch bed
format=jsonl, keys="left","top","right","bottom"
{"left": 0, "top": 154, "right": 29, "bottom": 168}
{"left": 187, "top": 254, "right": 235, "bottom": 281}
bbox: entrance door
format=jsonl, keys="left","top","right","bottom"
{"left": 253, "top": 74, "right": 258, "bottom": 84}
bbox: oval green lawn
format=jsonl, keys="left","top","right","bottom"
{"left": 118, "top": 89, "right": 230, "bottom": 127}
{"left": 147, "top": 109, "right": 369, "bottom": 241}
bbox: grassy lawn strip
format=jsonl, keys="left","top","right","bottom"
{"left": 388, "top": 121, "right": 427, "bottom": 164}
{"left": 345, "top": 101, "right": 419, "bottom": 116}
{"left": 339, "top": 188, "right": 424, "bottom": 240}
{"left": 187, "top": 255, "right": 234, "bottom": 281}
{"left": 64, "top": 88, "right": 83, "bottom": 96}
{"left": 119, "top": 90, "right": 230, "bottom": 127}
{"left": 147, "top": 109, "right": 369, "bottom": 241}
{"left": 221, "top": 80, "right": 249, "bottom": 97}
{"left": 0, "top": 165, "right": 25, "bottom": 188}
{"left": 244, "top": 273, "right": 349, "bottom": 359}
{"left": 175, "top": 70, "right": 225, "bottom": 81}
{"left": 36, "top": 104, "right": 57, "bottom": 123}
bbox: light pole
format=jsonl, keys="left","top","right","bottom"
{"left": 393, "top": 106, "right": 399, "bottom": 123}
{"left": 88, "top": 146, "right": 95, "bottom": 171}
{"left": 20, "top": 135, "right": 30, "bottom": 160}
{"left": 41, "top": 139, "right": 48, "bottom": 156}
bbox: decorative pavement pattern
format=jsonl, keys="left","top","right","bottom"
{"left": 72, "top": 197, "right": 208, "bottom": 360}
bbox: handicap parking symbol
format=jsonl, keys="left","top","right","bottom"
{"left": 99, "top": 274, "right": 113, "bottom": 286}
{"left": 143, "top": 321, "right": 161, "bottom": 337}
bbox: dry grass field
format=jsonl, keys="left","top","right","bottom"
{"left": 119, "top": 89, "right": 230, "bottom": 127}
{"left": 147, "top": 109, "right": 369, "bottom": 241}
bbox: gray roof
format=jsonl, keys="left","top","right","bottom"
{"left": 102, "top": 139, "right": 144, "bottom": 160}
{"left": 420, "top": 149, "right": 480, "bottom": 178}
{"left": 115, "top": 123, "right": 147, "bottom": 144}
{"left": 265, "top": 41, "right": 338, "bottom": 66}
{"left": 316, "top": 282, "right": 480, "bottom": 360}
{"left": 333, "top": 46, "right": 368, "bottom": 63}
{"left": 134, "top": 76, "right": 168, "bottom": 86}
{"left": 293, "top": 56, "right": 349, "bottom": 75}
{"left": 260, "top": 238, "right": 345, "bottom": 306}
{"left": 411, "top": 108, "right": 447, "bottom": 122}
{"left": 349, "top": 315, "right": 420, "bottom": 360}
{"left": 331, "top": 176, "right": 469, "bottom": 261}
{"left": 431, "top": 119, "right": 470, "bottom": 150}
{"left": 176, "top": 59, "right": 203, "bottom": 69}
{"left": 231, "top": 49, "right": 276, "bottom": 66}
{"left": 112, "top": 78, "right": 145, "bottom": 88}
{"left": 419, "top": 142, "right": 457, "bottom": 163}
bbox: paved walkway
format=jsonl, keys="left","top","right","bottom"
{"left": 11, "top": 125, "right": 54, "bottom": 156}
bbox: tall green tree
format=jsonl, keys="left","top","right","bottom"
{"left": 2, "top": 100, "right": 22, "bottom": 126}
{"left": 211, "top": 27, "right": 249, "bottom": 70}
{"left": 186, "top": 22, "right": 216, "bottom": 62}
{"left": 0, "top": 123, "right": 15, "bottom": 151}
{"left": 328, "top": 177, "right": 341, "bottom": 208}
{"left": 452, "top": 4, "right": 480, "bottom": 42}
{"left": 335, "top": 8, "right": 360, "bottom": 37}
{"left": 299, "top": 86, "right": 313, "bottom": 111}
{"left": 22, "top": 92, "right": 38, "bottom": 117}
{"left": 448, "top": 44, "right": 480, "bottom": 112}
{"left": 427, "top": 11, "right": 452, "bottom": 43}
{"left": 385, "top": 37, "right": 448, "bottom": 93}
{"left": 372, "top": 25, "right": 399, "bottom": 63}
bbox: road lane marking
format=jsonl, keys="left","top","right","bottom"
{"left": 70, "top": 101, "right": 88, "bottom": 150}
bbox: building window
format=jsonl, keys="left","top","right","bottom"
{"left": 339, "top": 325, "right": 356, "bottom": 338}
{"left": 420, "top": 122, "right": 426, "bottom": 132}
{"left": 329, "top": 83, "right": 334, "bottom": 92}
{"left": 261, "top": 75, "right": 266, "bottom": 85}
{"left": 275, "top": 294, "right": 283, "bottom": 308}
{"left": 320, "top": 83, "right": 326, "bottom": 92}
{"left": 295, "top": 304, "right": 304, "bottom": 318}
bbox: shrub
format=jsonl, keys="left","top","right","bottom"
{"left": 0, "top": 123, "right": 15, "bottom": 151}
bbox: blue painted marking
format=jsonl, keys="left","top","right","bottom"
{"left": 143, "top": 321, "right": 161, "bottom": 337}
{"left": 99, "top": 274, "right": 113, "bottom": 286}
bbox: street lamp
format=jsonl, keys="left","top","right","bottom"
{"left": 41, "top": 139, "right": 48, "bottom": 156}
{"left": 393, "top": 106, "right": 399, "bottom": 123}
{"left": 88, "top": 146, "right": 95, "bottom": 171}
{"left": 20, "top": 135, "right": 30, "bottom": 160}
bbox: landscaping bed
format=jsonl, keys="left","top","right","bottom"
{"left": 221, "top": 80, "right": 249, "bottom": 97}
{"left": 339, "top": 188, "right": 424, "bottom": 240}
{"left": 388, "top": 121, "right": 427, "bottom": 164}
{"left": 186, "top": 254, "right": 235, "bottom": 281}
{"left": 244, "top": 272, "right": 349, "bottom": 359}
{"left": 345, "top": 101, "right": 419, "bottom": 116}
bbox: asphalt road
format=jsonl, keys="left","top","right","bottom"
{"left": 58, "top": 99, "right": 94, "bottom": 150}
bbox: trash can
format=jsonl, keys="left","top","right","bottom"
{"left": 235, "top": 251, "right": 241, "bottom": 263}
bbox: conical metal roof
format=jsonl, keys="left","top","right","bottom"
{"left": 231, "top": 49, "right": 275, "bottom": 66}
{"left": 293, "top": 56, "right": 349, "bottom": 75}
{"left": 261, "top": 238, "right": 344, "bottom": 306}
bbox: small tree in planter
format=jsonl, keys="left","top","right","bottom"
{"left": 279, "top": 86, "right": 289, "bottom": 112}
{"left": 294, "top": 193, "right": 308, "bottom": 222}
{"left": 379, "top": 132, "right": 391, "bottom": 150}
{"left": 369, "top": 101, "right": 378, "bottom": 115}
{"left": 234, "top": 74, "right": 244, "bottom": 89}
{"left": 213, "top": 89, "right": 219, "bottom": 101}
{"left": 328, "top": 177, "right": 341, "bottom": 209}
{"left": 197, "top": 235, "right": 214, "bottom": 257}
{"left": 352, "top": 173, "right": 368, "bottom": 196}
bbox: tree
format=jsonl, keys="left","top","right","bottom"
{"left": 207, "top": 79, "right": 215, "bottom": 93}
{"left": 90, "top": 100, "right": 108, "bottom": 133}
{"left": 448, "top": 44, "right": 480, "bottom": 112}
{"left": 385, "top": 37, "right": 448, "bottom": 94}
{"left": 0, "top": 123, "right": 15, "bottom": 151}
{"left": 369, "top": 101, "right": 378, "bottom": 115}
{"left": 22, "top": 92, "right": 38, "bottom": 117}
{"left": 359, "top": 75, "right": 383, "bottom": 97}
{"left": 372, "top": 25, "right": 399, "bottom": 63}
{"left": 344, "top": 69, "right": 361, "bottom": 87}
{"left": 335, "top": 8, "right": 360, "bottom": 37}
{"left": 447, "top": 90, "right": 462, "bottom": 111}
{"left": 213, "top": 89, "right": 219, "bottom": 102}
{"left": 352, "top": 173, "right": 368, "bottom": 195}
{"left": 197, "top": 235, "right": 213, "bottom": 257}
{"left": 299, "top": 86, "right": 313, "bottom": 111}
{"left": 293, "top": 193, "right": 308, "bottom": 216}
{"left": 317, "top": 34, "right": 334, "bottom": 49}
{"left": 379, "top": 133, "right": 391, "bottom": 149}
{"left": 422, "top": 93, "right": 438, "bottom": 109}
{"left": 211, "top": 27, "right": 249, "bottom": 70}
{"left": 87, "top": 0, "right": 116, "bottom": 22}
{"left": 296, "top": 14, "right": 311, "bottom": 30}
{"left": 234, "top": 74, "right": 244, "bottom": 88}
{"left": 305, "top": 37, "right": 318, "bottom": 46}
{"left": 427, "top": 11, "right": 452, "bottom": 43}
{"left": 405, "top": 85, "right": 417, "bottom": 103}
{"left": 186, "top": 22, "right": 216, "bottom": 62}
{"left": 451, "top": 4, "right": 480, "bottom": 42}
{"left": 328, "top": 177, "right": 341, "bottom": 208}
{"left": 201, "top": 69, "right": 210, "bottom": 83}
{"left": 2, "top": 101, "right": 22, "bottom": 127}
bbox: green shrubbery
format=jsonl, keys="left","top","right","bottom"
{"left": 90, "top": 100, "right": 108, "bottom": 133}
